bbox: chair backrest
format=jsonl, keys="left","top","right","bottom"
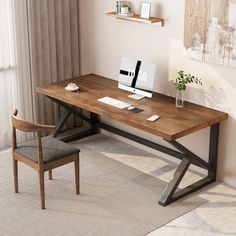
{"left": 12, "top": 110, "right": 55, "bottom": 151}
{"left": 12, "top": 110, "right": 55, "bottom": 132}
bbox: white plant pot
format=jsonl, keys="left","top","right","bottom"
{"left": 121, "top": 7, "right": 129, "bottom": 14}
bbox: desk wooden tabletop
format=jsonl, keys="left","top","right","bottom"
{"left": 36, "top": 74, "right": 228, "bottom": 141}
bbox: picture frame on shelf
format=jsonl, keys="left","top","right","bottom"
{"left": 140, "top": 2, "right": 151, "bottom": 19}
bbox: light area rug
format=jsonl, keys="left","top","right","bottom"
{"left": 0, "top": 143, "right": 207, "bottom": 236}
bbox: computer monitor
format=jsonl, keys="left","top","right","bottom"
{"left": 118, "top": 57, "right": 156, "bottom": 98}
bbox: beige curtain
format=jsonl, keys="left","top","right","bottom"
{"left": 27, "top": 0, "right": 80, "bottom": 125}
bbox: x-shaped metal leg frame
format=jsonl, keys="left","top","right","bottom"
{"left": 48, "top": 97, "right": 99, "bottom": 142}
{"left": 159, "top": 123, "right": 219, "bottom": 206}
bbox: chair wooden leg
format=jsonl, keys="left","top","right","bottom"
{"left": 39, "top": 171, "right": 45, "bottom": 209}
{"left": 48, "top": 170, "right": 52, "bottom": 180}
{"left": 13, "top": 159, "right": 18, "bottom": 193}
{"left": 74, "top": 156, "right": 80, "bottom": 195}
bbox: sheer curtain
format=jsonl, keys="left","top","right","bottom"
{"left": 0, "top": 0, "right": 18, "bottom": 149}
{"left": 0, "top": 0, "right": 33, "bottom": 149}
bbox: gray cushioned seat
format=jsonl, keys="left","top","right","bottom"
{"left": 15, "top": 136, "right": 80, "bottom": 163}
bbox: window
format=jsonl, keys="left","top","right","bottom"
{"left": 0, "top": 0, "right": 17, "bottom": 149}
{"left": 0, "top": 0, "right": 15, "bottom": 70}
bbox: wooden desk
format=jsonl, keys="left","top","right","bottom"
{"left": 37, "top": 74, "right": 228, "bottom": 206}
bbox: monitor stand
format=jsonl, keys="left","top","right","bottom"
{"left": 128, "top": 94, "right": 145, "bottom": 100}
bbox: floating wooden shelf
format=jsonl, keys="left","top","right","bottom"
{"left": 106, "top": 11, "right": 164, "bottom": 26}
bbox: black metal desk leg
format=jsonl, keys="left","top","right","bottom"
{"left": 51, "top": 109, "right": 72, "bottom": 138}
{"left": 159, "top": 158, "right": 191, "bottom": 206}
{"left": 159, "top": 123, "right": 220, "bottom": 206}
{"left": 46, "top": 97, "right": 100, "bottom": 142}
{"left": 90, "top": 112, "right": 100, "bottom": 133}
{"left": 208, "top": 123, "right": 220, "bottom": 180}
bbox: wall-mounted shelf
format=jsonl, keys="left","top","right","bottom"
{"left": 106, "top": 11, "right": 164, "bottom": 27}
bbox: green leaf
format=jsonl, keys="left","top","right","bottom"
{"left": 174, "top": 70, "right": 203, "bottom": 91}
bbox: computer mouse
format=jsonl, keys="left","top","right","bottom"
{"left": 128, "top": 106, "right": 136, "bottom": 111}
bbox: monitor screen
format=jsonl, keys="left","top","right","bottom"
{"left": 118, "top": 57, "right": 156, "bottom": 98}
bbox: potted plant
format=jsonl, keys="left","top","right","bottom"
{"left": 121, "top": 2, "right": 129, "bottom": 14}
{"left": 172, "top": 70, "right": 202, "bottom": 107}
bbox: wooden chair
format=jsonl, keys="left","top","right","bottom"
{"left": 12, "top": 110, "right": 80, "bottom": 209}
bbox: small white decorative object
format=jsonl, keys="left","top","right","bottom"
{"left": 140, "top": 2, "right": 151, "bottom": 19}
{"left": 65, "top": 83, "right": 79, "bottom": 92}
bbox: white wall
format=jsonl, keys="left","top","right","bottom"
{"left": 79, "top": 0, "right": 236, "bottom": 186}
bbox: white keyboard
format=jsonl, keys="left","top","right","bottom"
{"left": 98, "top": 96, "right": 131, "bottom": 109}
